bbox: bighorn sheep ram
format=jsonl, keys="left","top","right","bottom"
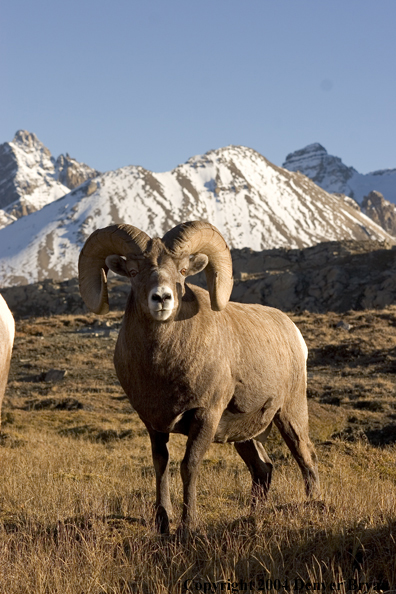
{"left": 79, "top": 221, "right": 320, "bottom": 533}
{"left": 0, "top": 295, "right": 14, "bottom": 426}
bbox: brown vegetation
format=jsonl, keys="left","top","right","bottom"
{"left": 0, "top": 306, "right": 396, "bottom": 592}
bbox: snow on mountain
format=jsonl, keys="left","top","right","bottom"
{"left": 282, "top": 143, "right": 396, "bottom": 204}
{"left": 0, "top": 130, "right": 100, "bottom": 229}
{"left": 0, "top": 145, "right": 394, "bottom": 288}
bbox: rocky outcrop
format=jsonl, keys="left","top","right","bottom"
{"left": 2, "top": 240, "right": 395, "bottom": 318}
{"left": 230, "top": 239, "right": 396, "bottom": 312}
{"left": 361, "top": 191, "right": 396, "bottom": 237}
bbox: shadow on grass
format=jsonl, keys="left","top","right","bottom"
{"left": 1, "top": 506, "right": 396, "bottom": 591}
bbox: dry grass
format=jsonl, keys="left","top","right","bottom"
{"left": 1, "top": 308, "right": 396, "bottom": 592}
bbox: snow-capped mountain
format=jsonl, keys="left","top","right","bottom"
{"left": 0, "top": 130, "right": 99, "bottom": 228}
{"left": 282, "top": 143, "right": 396, "bottom": 205}
{"left": 0, "top": 144, "right": 393, "bottom": 288}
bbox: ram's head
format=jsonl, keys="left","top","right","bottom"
{"left": 78, "top": 221, "right": 233, "bottom": 321}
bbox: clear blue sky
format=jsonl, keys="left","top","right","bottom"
{"left": 1, "top": 0, "right": 395, "bottom": 175}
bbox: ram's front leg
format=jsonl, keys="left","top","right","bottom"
{"left": 146, "top": 425, "right": 173, "bottom": 534}
{"left": 179, "top": 407, "right": 221, "bottom": 534}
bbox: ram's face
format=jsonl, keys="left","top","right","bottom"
{"left": 105, "top": 240, "right": 208, "bottom": 322}
{"left": 136, "top": 251, "right": 186, "bottom": 321}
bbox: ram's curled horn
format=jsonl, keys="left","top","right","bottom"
{"left": 79, "top": 224, "right": 151, "bottom": 315}
{"left": 162, "top": 221, "right": 233, "bottom": 311}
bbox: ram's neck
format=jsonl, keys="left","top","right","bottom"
{"left": 117, "top": 285, "right": 222, "bottom": 365}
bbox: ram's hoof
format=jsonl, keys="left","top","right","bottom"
{"left": 175, "top": 523, "right": 196, "bottom": 542}
{"left": 155, "top": 506, "right": 171, "bottom": 535}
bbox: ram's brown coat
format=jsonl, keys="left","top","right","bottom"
{"left": 79, "top": 222, "right": 320, "bottom": 534}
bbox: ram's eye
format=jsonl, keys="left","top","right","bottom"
{"left": 180, "top": 268, "right": 187, "bottom": 276}
{"left": 129, "top": 269, "right": 138, "bottom": 277}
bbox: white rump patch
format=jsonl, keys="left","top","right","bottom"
{"left": 0, "top": 295, "right": 14, "bottom": 343}
{"left": 295, "top": 325, "right": 308, "bottom": 360}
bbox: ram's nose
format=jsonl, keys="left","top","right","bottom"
{"left": 148, "top": 286, "right": 175, "bottom": 320}
{"left": 150, "top": 291, "right": 173, "bottom": 305}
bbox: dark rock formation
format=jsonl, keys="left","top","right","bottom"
{"left": 229, "top": 240, "right": 396, "bottom": 312}
{"left": 2, "top": 240, "right": 396, "bottom": 318}
{"left": 0, "top": 140, "right": 20, "bottom": 208}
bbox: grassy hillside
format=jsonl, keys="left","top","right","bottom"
{"left": 0, "top": 307, "right": 395, "bottom": 593}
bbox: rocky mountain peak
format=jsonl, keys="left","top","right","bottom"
{"left": 11, "top": 130, "right": 53, "bottom": 169}
{"left": 0, "top": 131, "right": 100, "bottom": 225}
{"left": 282, "top": 144, "right": 396, "bottom": 207}
{"left": 361, "top": 191, "right": 396, "bottom": 237}
{"left": 13, "top": 130, "right": 47, "bottom": 152}
{"left": 55, "top": 153, "right": 100, "bottom": 190}
{"left": 284, "top": 143, "right": 328, "bottom": 165}
{"left": 283, "top": 143, "right": 356, "bottom": 191}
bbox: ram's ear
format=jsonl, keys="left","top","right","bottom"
{"left": 105, "top": 255, "right": 129, "bottom": 277}
{"left": 186, "top": 253, "right": 209, "bottom": 277}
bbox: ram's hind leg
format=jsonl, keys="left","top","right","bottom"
{"left": 234, "top": 425, "right": 273, "bottom": 508}
{"left": 274, "top": 408, "right": 320, "bottom": 499}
